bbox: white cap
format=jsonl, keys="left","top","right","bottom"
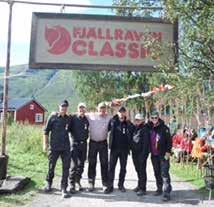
{"left": 135, "top": 113, "right": 145, "bottom": 120}
{"left": 78, "top": 102, "right": 86, "bottom": 108}
{"left": 97, "top": 102, "right": 107, "bottom": 109}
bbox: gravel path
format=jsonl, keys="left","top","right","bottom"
{"left": 26, "top": 156, "right": 214, "bottom": 207}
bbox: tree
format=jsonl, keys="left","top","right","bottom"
{"left": 72, "top": 0, "right": 214, "bottom": 128}
{"left": 163, "top": 0, "right": 214, "bottom": 78}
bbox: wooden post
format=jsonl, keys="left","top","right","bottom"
{"left": 1, "top": 1, "right": 13, "bottom": 156}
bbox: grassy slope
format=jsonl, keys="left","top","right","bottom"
{"left": 0, "top": 123, "right": 61, "bottom": 207}
{"left": 0, "top": 65, "right": 80, "bottom": 113}
{"left": 36, "top": 70, "right": 80, "bottom": 113}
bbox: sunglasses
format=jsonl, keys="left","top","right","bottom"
{"left": 151, "top": 117, "right": 158, "bottom": 120}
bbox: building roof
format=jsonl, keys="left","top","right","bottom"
{"left": 0, "top": 98, "right": 47, "bottom": 112}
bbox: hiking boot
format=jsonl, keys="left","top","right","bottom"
{"left": 61, "top": 189, "right": 70, "bottom": 198}
{"left": 76, "top": 182, "right": 84, "bottom": 191}
{"left": 118, "top": 185, "right": 126, "bottom": 193}
{"left": 137, "top": 190, "right": 146, "bottom": 196}
{"left": 104, "top": 186, "right": 113, "bottom": 194}
{"left": 88, "top": 183, "right": 95, "bottom": 192}
{"left": 133, "top": 186, "right": 140, "bottom": 192}
{"left": 44, "top": 182, "right": 52, "bottom": 193}
{"left": 69, "top": 187, "right": 77, "bottom": 194}
{"left": 162, "top": 194, "right": 171, "bottom": 202}
{"left": 154, "top": 189, "right": 163, "bottom": 196}
{"left": 69, "top": 183, "right": 76, "bottom": 194}
{"left": 102, "top": 185, "right": 108, "bottom": 193}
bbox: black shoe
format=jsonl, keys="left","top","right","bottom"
{"left": 88, "top": 183, "right": 94, "bottom": 192}
{"left": 133, "top": 186, "right": 140, "bottom": 192}
{"left": 119, "top": 186, "right": 126, "bottom": 193}
{"left": 102, "top": 185, "right": 108, "bottom": 193}
{"left": 61, "top": 189, "right": 70, "bottom": 198}
{"left": 76, "top": 182, "right": 84, "bottom": 191}
{"left": 44, "top": 182, "right": 52, "bottom": 192}
{"left": 69, "top": 187, "right": 77, "bottom": 194}
{"left": 102, "top": 182, "right": 108, "bottom": 187}
{"left": 137, "top": 190, "right": 146, "bottom": 196}
{"left": 104, "top": 186, "right": 113, "bottom": 194}
{"left": 154, "top": 190, "right": 163, "bottom": 196}
{"left": 69, "top": 183, "right": 76, "bottom": 194}
{"left": 162, "top": 194, "right": 170, "bottom": 202}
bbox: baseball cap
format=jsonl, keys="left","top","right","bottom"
{"left": 98, "top": 102, "right": 107, "bottom": 109}
{"left": 118, "top": 106, "right": 126, "bottom": 112}
{"left": 135, "top": 113, "right": 145, "bottom": 120}
{"left": 150, "top": 110, "right": 159, "bottom": 117}
{"left": 60, "top": 100, "right": 69, "bottom": 107}
{"left": 78, "top": 102, "right": 86, "bottom": 108}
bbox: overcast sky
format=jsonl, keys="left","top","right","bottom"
{"left": 0, "top": 0, "right": 113, "bottom": 66}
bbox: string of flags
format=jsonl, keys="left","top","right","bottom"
{"left": 106, "top": 84, "right": 175, "bottom": 107}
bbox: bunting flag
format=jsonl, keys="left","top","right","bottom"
{"left": 106, "top": 84, "right": 175, "bottom": 107}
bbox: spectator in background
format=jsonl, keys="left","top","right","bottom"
{"left": 208, "top": 127, "right": 214, "bottom": 142}
{"left": 192, "top": 128, "right": 208, "bottom": 168}
{"left": 172, "top": 129, "right": 185, "bottom": 163}
{"left": 180, "top": 130, "right": 193, "bottom": 161}
{"left": 191, "top": 129, "right": 198, "bottom": 141}
{"left": 206, "top": 128, "right": 214, "bottom": 164}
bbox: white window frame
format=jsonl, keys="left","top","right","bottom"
{"left": 35, "top": 113, "right": 43, "bottom": 123}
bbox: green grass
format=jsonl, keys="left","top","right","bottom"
{"left": 0, "top": 123, "right": 62, "bottom": 207}
{"left": 0, "top": 123, "right": 211, "bottom": 206}
{"left": 170, "top": 160, "right": 207, "bottom": 193}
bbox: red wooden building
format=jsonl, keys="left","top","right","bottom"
{"left": 0, "top": 98, "right": 47, "bottom": 125}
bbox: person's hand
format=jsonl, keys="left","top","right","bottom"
{"left": 43, "top": 142, "right": 49, "bottom": 155}
{"left": 165, "top": 152, "right": 171, "bottom": 160}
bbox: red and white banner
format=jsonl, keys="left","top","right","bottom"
{"left": 107, "top": 84, "right": 175, "bottom": 107}
{"left": 29, "top": 13, "right": 178, "bottom": 71}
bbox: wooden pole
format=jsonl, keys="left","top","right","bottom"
{"left": 1, "top": 1, "right": 13, "bottom": 156}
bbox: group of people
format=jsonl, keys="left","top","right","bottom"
{"left": 43, "top": 100, "right": 172, "bottom": 201}
{"left": 172, "top": 126, "right": 214, "bottom": 167}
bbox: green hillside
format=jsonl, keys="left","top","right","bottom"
{"left": 0, "top": 65, "right": 80, "bottom": 113}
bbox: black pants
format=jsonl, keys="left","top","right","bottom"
{"left": 88, "top": 140, "right": 108, "bottom": 186}
{"left": 46, "top": 150, "right": 71, "bottom": 189}
{"left": 108, "top": 149, "right": 128, "bottom": 188}
{"left": 132, "top": 151, "right": 148, "bottom": 191}
{"left": 69, "top": 142, "right": 87, "bottom": 186}
{"left": 151, "top": 155, "right": 172, "bottom": 195}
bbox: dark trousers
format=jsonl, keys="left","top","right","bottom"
{"left": 88, "top": 140, "right": 108, "bottom": 186}
{"left": 151, "top": 155, "right": 172, "bottom": 195}
{"left": 108, "top": 149, "right": 128, "bottom": 188}
{"left": 132, "top": 151, "right": 148, "bottom": 191}
{"left": 46, "top": 150, "right": 71, "bottom": 189}
{"left": 69, "top": 142, "right": 87, "bottom": 186}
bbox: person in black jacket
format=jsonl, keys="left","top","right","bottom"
{"left": 105, "top": 106, "right": 134, "bottom": 194}
{"left": 131, "top": 113, "right": 150, "bottom": 196}
{"left": 43, "top": 100, "right": 71, "bottom": 198}
{"left": 148, "top": 111, "right": 172, "bottom": 202}
{"left": 69, "top": 103, "right": 89, "bottom": 193}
